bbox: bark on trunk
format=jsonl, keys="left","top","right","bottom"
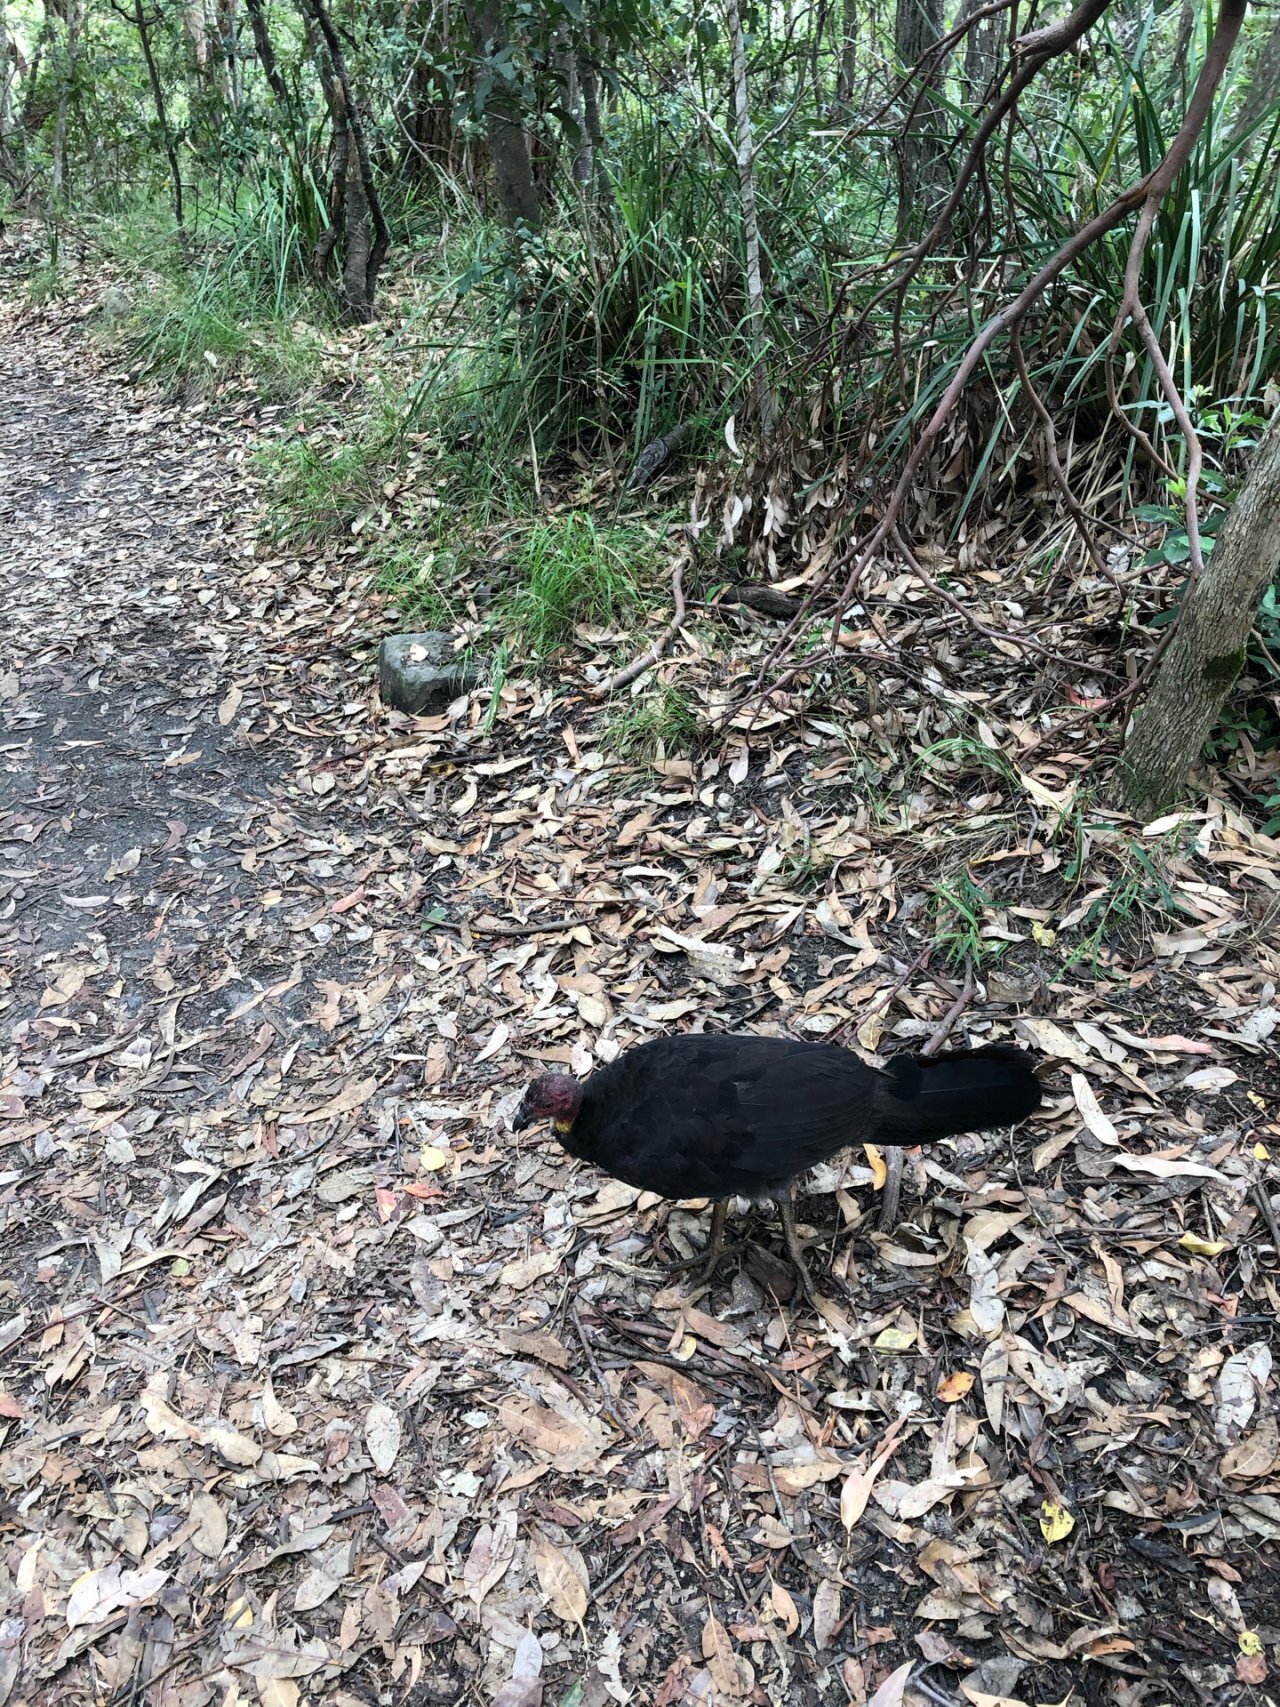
{"left": 246, "top": 0, "right": 291, "bottom": 110}
{"left": 1117, "top": 413, "right": 1280, "bottom": 817}
{"left": 0, "top": 2, "right": 23, "bottom": 189}
{"left": 50, "top": 0, "right": 81, "bottom": 208}
{"left": 299, "top": 0, "right": 390, "bottom": 321}
{"left": 835, "top": 0, "right": 857, "bottom": 107}
{"left": 726, "top": 0, "right": 776, "bottom": 439}
{"left": 961, "top": 0, "right": 1004, "bottom": 102}
{"left": 1231, "top": 13, "right": 1280, "bottom": 147}
{"left": 133, "top": 0, "right": 184, "bottom": 226}
{"left": 463, "top": 0, "right": 541, "bottom": 232}
{"left": 894, "top": 0, "right": 948, "bottom": 242}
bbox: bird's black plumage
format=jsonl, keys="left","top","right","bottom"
{"left": 515, "top": 1032, "right": 1041, "bottom": 1202}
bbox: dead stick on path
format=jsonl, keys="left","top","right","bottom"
{"left": 592, "top": 559, "right": 686, "bottom": 697}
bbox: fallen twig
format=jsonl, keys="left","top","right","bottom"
{"left": 592, "top": 557, "right": 687, "bottom": 697}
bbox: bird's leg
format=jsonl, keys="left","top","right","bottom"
{"left": 778, "top": 1190, "right": 818, "bottom": 1308}
{"left": 661, "top": 1199, "right": 736, "bottom": 1279}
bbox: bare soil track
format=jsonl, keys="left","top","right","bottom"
{"left": 1, "top": 308, "right": 1279, "bottom": 1707}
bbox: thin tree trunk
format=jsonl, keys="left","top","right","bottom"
{"left": 50, "top": 0, "right": 81, "bottom": 209}
{"left": 1117, "top": 413, "right": 1280, "bottom": 816}
{"left": 580, "top": 26, "right": 611, "bottom": 203}
{"left": 961, "top": 0, "right": 1004, "bottom": 102}
{"left": 299, "top": 0, "right": 390, "bottom": 320}
{"left": 133, "top": 0, "right": 184, "bottom": 226}
{"left": 19, "top": 12, "right": 51, "bottom": 134}
{"left": 726, "top": 0, "right": 776, "bottom": 439}
{"left": 245, "top": 0, "right": 290, "bottom": 109}
{"left": 463, "top": 0, "right": 540, "bottom": 231}
{"left": 894, "top": 0, "right": 948, "bottom": 242}
{"left": 561, "top": 33, "right": 591, "bottom": 188}
{"left": 0, "top": 1, "right": 23, "bottom": 188}
{"left": 835, "top": 0, "right": 857, "bottom": 108}
{"left": 1231, "top": 13, "right": 1280, "bottom": 147}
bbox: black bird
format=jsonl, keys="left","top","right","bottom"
{"left": 513, "top": 1032, "right": 1041, "bottom": 1302}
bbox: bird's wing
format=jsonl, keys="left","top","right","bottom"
{"left": 712, "top": 1043, "right": 881, "bottom": 1180}
{"left": 579, "top": 1036, "right": 881, "bottom": 1199}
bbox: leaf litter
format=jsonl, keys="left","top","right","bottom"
{"left": 0, "top": 291, "right": 1278, "bottom": 1706}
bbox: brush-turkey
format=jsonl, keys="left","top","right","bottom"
{"left": 513, "top": 1032, "right": 1041, "bottom": 1303}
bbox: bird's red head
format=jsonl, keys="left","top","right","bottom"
{"left": 513, "top": 1073, "right": 583, "bottom": 1133}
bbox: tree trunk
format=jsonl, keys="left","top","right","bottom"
{"left": 299, "top": 0, "right": 390, "bottom": 321}
{"left": 726, "top": 0, "right": 776, "bottom": 439}
{"left": 835, "top": 0, "right": 857, "bottom": 108}
{"left": 1231, "top": 13, "right": 1280, "bottom": 148}
{"left": 463, "top": 0, "right": 540, "bottom": 232}
{"left": 894, "top": 0, "right": 948, "bottom": 242}
{"left": 579, "top": 27, "right": 611, "bottom": 203}
{"left": 1117, "top": 413, "right": 1280, "bottom": 817}
{"left": 245, "top": 0, "right": 291, "bottom": 110}
{"left": 961, "top": 0, "right": 1004, "bottom": 102}
{"left": 50, "top": 0, "right": 81, "bottom": 209}
{"left": 133, "top": 0, "right": 184, "bottom": 226}
{"left": 0, "top": 1, "right": 23, "bottom": 189}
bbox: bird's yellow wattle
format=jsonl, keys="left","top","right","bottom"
{"left": 554, "top": 1118, "right": 574, "bottom": 1134}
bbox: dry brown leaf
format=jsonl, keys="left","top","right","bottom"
{"left": 492, "top": 1630, "right": 544, "bottom": 1707}
{"left": 938, "top": 1370, "right": 975, "bottom": 1403}
{"left": 812, "top": 1577, "right": 841, "bottom": 1650}
{"left": 189, "top": 1491, "right": 228, "bottom": 1560}
{"left": 500, "top": 1249, "right": 562, "bottom": 1289}
{"left": 65, "top": 1564, "right": 169, "bottom": 1630}
{"left": 866, "top": 1659, "right": 914, "bottom": 1707}
{"left": 840, "top": 1414, "right": 908, "bottom": 1529}
{"left": 769, "top": 1579, "right": 800, "bottom": 1635}
{"left": 463, "top": 1510, "right": 517, "bottom": 1605}
{"left": 1221, "top": 1414, "right": 1280, "bottom": 1480}
{"left": 533, "top": 1532, "right": 590, "bottom": 1627}
{"left": 364, "top": 1401, "right": 401, "bottom": 1474}
{"left": 701, "top": 1613, "right": 750, "bottom": 1698}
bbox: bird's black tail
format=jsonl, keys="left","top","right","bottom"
{"left": 874, "top": 1044, "right": 1040, "bottom": 1142}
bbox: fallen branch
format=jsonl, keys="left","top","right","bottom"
{"left": 592, "top": 557, "right": 687, "bottom": 697}
{"left": 828, "top": 0, "right": 1247, "bottom": 644}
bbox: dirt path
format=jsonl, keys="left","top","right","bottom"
{"left": 2, "top": 319, "right": 1279, "bottom": 1707}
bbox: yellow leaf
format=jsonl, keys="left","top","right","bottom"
{"left": 873, "top": 1326, "right": 915, "bottom": 1352}
{"left": 1241, "top": 1630, "right": 1263, "bottom": 1656}
{"left": 419, "top": 1144, "right": 450, "bottom": 1171}
{"left": 1247, "top": 1092, "right": 1266, "bottom": 1112}
{"left": 224, "top": 1594, "right": 254, "bottom": 1629}
{"left": 857, "top": 1012, "right": 886, "bottom": 1052}
{"left": 1031, "top": 921, "right": 1057, "bottom": 946}
{"left": 937, "top": 1370, "right": 975, "bottom": 1403}
{"left": 1039, "top": 1500, "right": 1075, "bottom": 1543}
{"left": 1253, "top": 1142, "right": 1271, "bottom": 1160}
{"left": 864, "top": 1143, "right": 887, "bottom": 1189}
{"left": 1178, "top": 1232, "right": 1227, "bottom": 1256}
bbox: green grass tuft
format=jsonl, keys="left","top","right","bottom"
{"left": 930, "top": 868, "right": 1002, "bottom": 969}
{"left": 607, "top": 683, "right": 700, "bottom": 765}
{"left": 506, "top": 513, "right": 641, "bottom": 656}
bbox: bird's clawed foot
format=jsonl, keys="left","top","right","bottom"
{"left": 660, "top": 1199, "right": 736, "bottom": 1283}
{"left": 779, "top": 1195, "right": 820, "bottom": 1309}
{"left": 659, "top": 1198, "right": 827, "bottom": 1309}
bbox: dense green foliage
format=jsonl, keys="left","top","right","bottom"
{"left": 3, "top": 0, "right": 1278, "bottom": 819}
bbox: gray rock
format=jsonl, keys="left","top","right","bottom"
{"left": 98, "top": 286, "right": 133, "bottom": 321}
{"left": 378, "top": 632, "right": 481, "bottom": 715}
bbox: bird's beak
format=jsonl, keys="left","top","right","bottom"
{"left": 511, "top": 1103, "right": 533, "bottom": 1132}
